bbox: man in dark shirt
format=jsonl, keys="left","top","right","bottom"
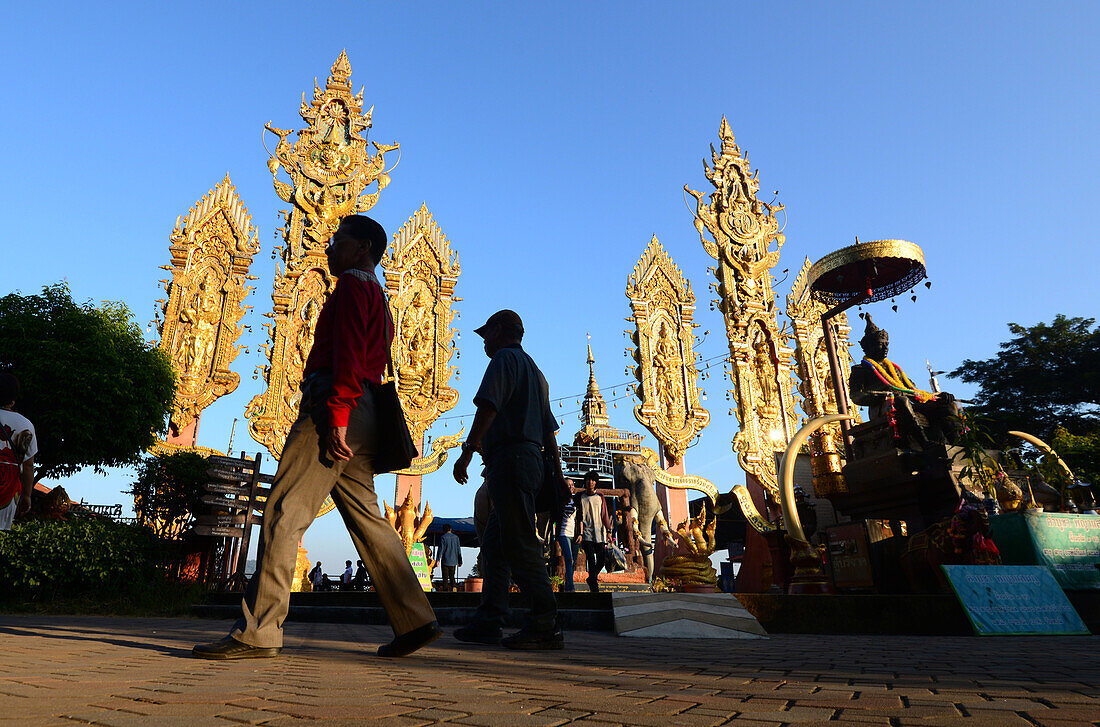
{"left": 193, "top": 215, "right": 440, "bottom": 661}
{"left": 452, "top": 310, "right": 566, "bottom": 649}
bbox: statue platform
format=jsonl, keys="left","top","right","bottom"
{"left": 193, "top": 589, "right": 1100, "bottom": 634}
{"left": 835, "top": 419, "right": 961, "bottom": 532}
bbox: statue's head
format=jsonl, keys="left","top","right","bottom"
{"left": 859, "top": 314, "right": 889, "bottom": 359}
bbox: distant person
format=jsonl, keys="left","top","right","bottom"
{"left": 309, "top": 561, "right": 324, "bottom": 590}
{"left": 342, "top": 560, "right": 354, "bottom": 589}
{"left": 0, "top": 373, "right": 36, "bottom": 531}
{"left": 452, "top": 309, "right": 567, "bottom": 650}
{"left": 437, "top": 523, "right": 462, "bottom": 592}
{"left": 576, "top": 471, "right": 612, "bottom": 593}
{"left": 556, "top": 479, "right": 577, "bottom": 592}
{"left": 193, "top": 215, "right": 440, "bottom": 661}
{"left": 353, "top": 559, "right": 367, "bottom": 590}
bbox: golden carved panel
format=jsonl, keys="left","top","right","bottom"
{"left": 247, "top": 51, "right": 398, "bottom": 458}
{"left": 381, "top": 204, "right": 460, "bottom": 444}
{"left": 785, "top": 257, "right": 861, "bottom": 452}
{"left": 626, "top": 235, "right": 709, "bottom": 464}
{"left": 685, "top": 117, "right": 798, "bottom": 496}
{"left": 158, "top": 175, "right": 258, "bottom": 433}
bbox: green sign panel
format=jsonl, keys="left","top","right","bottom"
{"left": 942, "top": 565, "right": 1088, "bottom": 635}
{"left": 990, "top": 512, "right": 1100, "bottom": 590}
{"left": 408, "top": 543, "right": 433, "bottom": 591}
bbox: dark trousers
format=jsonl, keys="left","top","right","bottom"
{"left": 441, "top": 565, "right": 457, "bottom": 592}
{"left": 580, "top": 540, "right": 605, "bottom": 592}
{"left": 556, "top": 535, "right": 576, "bottom": 592}
{"left": 471, "top": 442, "right": 557, "bottom": 631}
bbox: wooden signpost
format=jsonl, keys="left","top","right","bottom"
{"left": 196, "top": 452, "right": 274, "bottom": 588}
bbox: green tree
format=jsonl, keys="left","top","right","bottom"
{"left": 950, "top": 315, "right": 1099, "bottom": 438}
{"left": 0, "top": 283, "right": 176, "bottom": 479}
{"left": 950, "top": 315, "right": 1100, "bottom": 483}
{"left": 130, "top": 450, "right": 209, "bottom": 539}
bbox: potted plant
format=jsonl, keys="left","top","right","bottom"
{"left": 464, "top": 562, "right": 483, "bottom": 593}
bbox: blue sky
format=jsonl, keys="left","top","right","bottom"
{"left": 3, "top": 2, "right": 1098, "bottom": 572}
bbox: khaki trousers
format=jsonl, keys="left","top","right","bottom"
{"left": 231, "top": 387, "right": 435, "bottom": 648}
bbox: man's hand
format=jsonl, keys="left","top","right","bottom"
{"left": 15, "top": 493, "right": 31, "bottom": 517}
{"left": 453, "top": 449, "right": 472, "bottom": 484}
{"left": 327, "top": 426, "right": 354, "bottom": 461}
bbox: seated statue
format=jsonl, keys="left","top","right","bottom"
{"left": 849, "top": 315, "right": 961, "bottom": 449}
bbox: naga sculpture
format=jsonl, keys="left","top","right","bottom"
{"left": 657, "top": 509, "right": 718, "bottom": 587}
{"left": 384, "top": 491, "right": 435, "bottom": 572}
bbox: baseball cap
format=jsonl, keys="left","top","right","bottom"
{"left": 473, "top": 309, "right": 524, "bottom": 338}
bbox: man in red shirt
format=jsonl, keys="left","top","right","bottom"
{"left": 194, "top": 215, "right": 440, "bottom": 660}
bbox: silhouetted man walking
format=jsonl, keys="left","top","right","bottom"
{"left": 452, "top": 310, "right": 566, "bottom": 649}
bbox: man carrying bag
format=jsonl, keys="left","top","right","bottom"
{"left": 452, "top": 310, "right": 568, "bottom": 650}
{"left": 193, "top": 215, "right": 440, "bottom": 660}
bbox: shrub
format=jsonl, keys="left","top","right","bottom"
{"left": 0, "top": 516, "right": 174, "bottom": 603}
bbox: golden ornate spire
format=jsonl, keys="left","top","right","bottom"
{"left": 247, "top": 51, "right": 398, "bottom": 458}
{"left": 625, "top": 234, "right": 709, "bottom": 465}
{"left": 685, "top": 118, "right": 798, "bottom": 495}
{"left": 157, "top": 175, "right": 258, "bottom": 444}
{"left": 381, "top": 203, "right": 461, "bottom": 445}
{"left": 581, "top": 339, "right": 609, "bottom": 430}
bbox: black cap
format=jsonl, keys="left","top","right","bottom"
{"left": 474, "top": 309, "right": 524, "bottom": 338}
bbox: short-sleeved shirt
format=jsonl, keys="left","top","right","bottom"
{"left": 473, "top": 344, "right": 558, "bottom": 457}
{"left": 0, "top": 409, "right": 37, "bottom": 508}
{"left": 437, "top": 531, "right": 462, "bottom": 566}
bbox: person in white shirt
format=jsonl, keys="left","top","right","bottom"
{"left": 341, "top": 560, "right": 353, "bottom": 589}
{"left": 0, "top": 373, "right": 37, "bottom": 531}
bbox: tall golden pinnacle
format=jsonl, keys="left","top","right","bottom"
{"left": 381, "top": 203, "right": 461, "bottom": 446}
{"left": 626, "top": 235, "right": 710, "bottom": 465}
{"left": 157, "top": 174, "right": 259, "bottom": 445}
{"left": 685, "top": 117, "right": 798, "bottom": 496}
{"left": 246, "top": 51, "right": 399, "bottom": 458}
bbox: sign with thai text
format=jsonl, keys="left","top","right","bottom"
{"left": 942, "top": 565, "right": 1088, "bottom": 635}
{"left": 990, "top": 512, "right": 1100, "bottom": 590}
{"left": 409, "top": 543, "right": 433, "bottom": 591}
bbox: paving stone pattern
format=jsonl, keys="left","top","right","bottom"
{"left": 0, "top": 616, "right": 1096, "bottom": 726}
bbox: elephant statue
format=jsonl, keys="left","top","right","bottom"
{"left": 614, "top": 458, "right": 675, "bottom": 582}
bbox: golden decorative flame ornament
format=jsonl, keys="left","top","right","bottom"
{"left": 786, "top": 257, "right": 861, "bottom": 495}
{"left": 157, "top": 174, "right": 259, "bottom": 443}
{"left": 685, "top": 117, "right": 798, "bottom": 496}
{"left": 247, "top": 51, "right": 399, "bottom": 458}
{"left": 381, "top": 204, "right": 460, "bottom": 447}
{"left": 626, "top": 235, "right": 709, "bottom": 465}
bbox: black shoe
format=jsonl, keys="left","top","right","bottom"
{"left": 377, "top": 621, "right": 443, "bottom": 657}
{"left": 192, "top": 636, "right": 282, "bottom": 660}
{"left": 453, "top": 623, "right": 503, "bottom": 645}
{"left": 501, "top": 626, "right": 564, "bottom": 651}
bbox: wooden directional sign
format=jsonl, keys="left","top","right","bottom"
{"left": 207, "top": 466, "right": 250, "bottom": 482}
{"left": 208, "top": 454, "right": 257, "bottom": 469}
{"left": 196, "top": 451, "right": 268, "bottom": 584}
{"left": 201, "top": 494, "right": 249, "bottom": 511}
{"left": 204, "top": 481, "right": 250, "bottom": 496}
{"left": 195, "top": 513, "right": 245, "bottom": 526}
{"left": 193, "top": 524, "right": 244, "bottom": 538}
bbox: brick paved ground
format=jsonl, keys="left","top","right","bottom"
{"left": 0, "top": 616, "right": 1096, "bottom": 726}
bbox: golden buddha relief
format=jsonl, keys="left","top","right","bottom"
{"left": 381, "top": 204, "right": 460, "bottom": 446}
{"left": 686, "top": 118, "right": 798, "bottom": 496}
{"left": 247, "top": 51, "right": 398, "bottom": 458}
{"left": 626, "top": 235, "right": 709, "bottom": 465}
{"left": 158, "top": 175, "right": 258, "bottom": 440}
